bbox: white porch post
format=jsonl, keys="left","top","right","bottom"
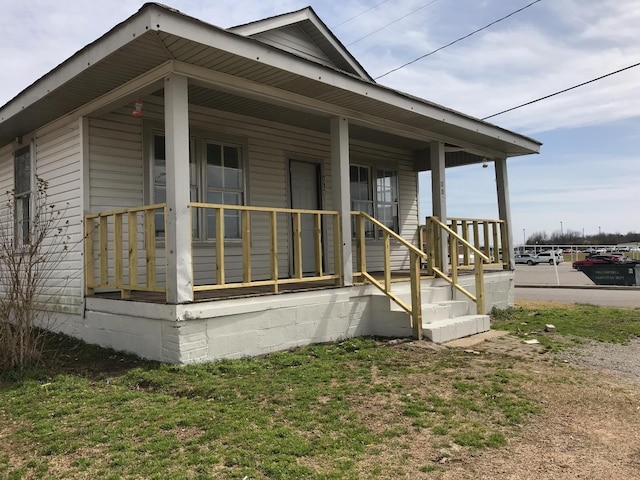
{"left": 330, "top": 116, "right": 353, "bottom": 286}
{"left": 164, "top": 74, "right": 194, "bottom": 303}
{"left": 430, "top": 141, "right": 448, "bottom": 274}
{"left": 495, "top": 157, "right": 514, "bottom": 270}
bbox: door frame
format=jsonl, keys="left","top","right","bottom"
{"left": 287, "top": 156, "right": 325, "bottom": 277}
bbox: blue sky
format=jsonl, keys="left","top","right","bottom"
{"left": 1, "top": 0, "right": 638, "bottom": 242}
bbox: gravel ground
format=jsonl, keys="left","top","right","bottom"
{"left": 558, "top": 337, "right": 640, "bottom": 385}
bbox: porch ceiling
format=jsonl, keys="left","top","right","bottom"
{"left": 0, "top": 3, "right": 540, "bottom": 160}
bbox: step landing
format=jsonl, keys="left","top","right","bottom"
{"left": 423, "top": 314, "right": 490, "bottom": 344}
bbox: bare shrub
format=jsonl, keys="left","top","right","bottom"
{"left": 0, "top": 177, "right": 70, "bottom": 369}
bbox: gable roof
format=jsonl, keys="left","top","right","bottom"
{"left": 0, "top": 3, "right": 540, "bottom": 158}
{"left": 227, "top": 7, "right": 373, "bottom": 82}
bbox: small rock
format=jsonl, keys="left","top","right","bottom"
{"left": 545, "top": 324, "right": 556, "bottom": 333}
{"left": 524, "top": 339, "right": 540, "bottom": 345}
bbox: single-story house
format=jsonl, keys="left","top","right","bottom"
{"left": 0, "top": 3, "right": 540, "bottom": 363}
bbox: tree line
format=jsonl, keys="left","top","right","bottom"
{"left": 525, "top": 229, "right": 640, "bottom": 246}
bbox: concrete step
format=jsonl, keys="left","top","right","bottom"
{"left": 389, "top": 297, "right": 471, "bottom": 318}
{"left": 422, "top": 300, "right": 471, "bottom": 321}
{"left": 423, "top": 314, "right": 490, "bottom": 344}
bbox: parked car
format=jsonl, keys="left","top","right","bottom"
{"left": 514, "top": 253, "right": 541, "bottom": 265}
{"left": 535, "top": 250, "right": 564, "bottom": 265}
{"left": 572, "top": 254, "right": 624, "bottom": 271}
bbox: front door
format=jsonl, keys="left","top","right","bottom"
{"left": 289, "top": 160, "right": 321, "bottom": 275}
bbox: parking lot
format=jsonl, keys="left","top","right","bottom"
{"left": 514, "top": 262, "right": 640, "bottom": 308}
{"left": 514, "top": 261, "right": 592, "bottom": 286}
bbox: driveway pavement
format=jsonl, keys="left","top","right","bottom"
{"left": 514, "top": 263, "right": 640, "bottom": 308}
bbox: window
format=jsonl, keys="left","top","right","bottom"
{"left": 350, "top": 164, "right": 399, "bottom": 238}
{"left": 14, "top": 146, "right": 31, "bottom": 246}
{"left": 152, "top": 133, "right": 244, "bottom": 240}
{"left": 375, "top": 168, "right": 399, "bottom": 233}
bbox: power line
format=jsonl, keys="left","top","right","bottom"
{"left": 375, "top": 0, "right": 542, "bottom": 80}
{"left": 482, "top": 60, "right": 640, "bottom": 120}
{"left": 346, "top": 0, "right": 441, "bottom": 47}
{"left": 332, "top": 0, "right": 392, "bottom": 29}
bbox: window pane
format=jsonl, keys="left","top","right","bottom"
{"left": 207, "top": 191, "right": 223, "bottom": 204}
{"left": 16, "top": 196, "right": 30, "bottom": 245}
{"left": 207, "top": 143, "right": 222, "bottom": 166}
{"left": 207, "top": 144, "right": 223, "bottom": 188}
{"left": 223, "top": 192, "right": 241, "bottom": 205}
{"left": 224, "top": 211, "right": 240, "bottom": 239}
{"left": 14, "top": 146, "right": 31, "bottom": 195}
{"left": 154, "top": 135, "right": 165, "bottom": 161}
{"left": 224, "top": 146, "right": 239, "bottom": 169}
{"left": 225, "top": 166, "right": 241, "bottom": 190}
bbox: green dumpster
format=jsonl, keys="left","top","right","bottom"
{"left": 578, "top": 262, "right": 640, "bottom": 286}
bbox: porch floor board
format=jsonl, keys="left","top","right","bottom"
{"left": 89, "top": 267, "right": 504, "bottom": 304}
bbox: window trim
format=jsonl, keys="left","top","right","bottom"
{"left": 145, "top": 123, "right": 249, "bottom": 243}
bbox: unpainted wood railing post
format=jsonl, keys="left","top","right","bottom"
{"left": 410, "top": 251, "right": 423, "bottom": 340}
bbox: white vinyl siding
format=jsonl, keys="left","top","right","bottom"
{"left": 88, "top": 113, "right": 143, "bottom": 211}
{"left": 34, "top": 119, "right": 83, "bottom": 314}
{"left": 251, "top": 25, "right": 333, "bottom": 67}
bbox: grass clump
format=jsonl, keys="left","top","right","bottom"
{"left": 0, "top": 333, "right": 541, "bottom": 479}
{"left": 491, "top": 304, "right": 640, "bottom": 351}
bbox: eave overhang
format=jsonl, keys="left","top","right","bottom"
{"left": 0, "top": 3, "right": 541, "bottom": 158}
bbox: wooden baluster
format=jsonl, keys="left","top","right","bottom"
{"left": 242, "top": 210, "right": 251, "bottom": 284}
{"left": 314, "top": 213, "right": 323, "bottom": 277}
{"left": 99, "top": 216, "right": 108, "bottom": 287}
{"left": 333, "top": 214, "right": 342, "bottom": 286}
{"left": 84, "top": 217, "right": 95, "bottom": 295}
{"left": 128, "top": 211, "right": 138, "bottom": 288}
{"left": 270, "top": 211, "right": 278, "bottom": 292}
{"left": 384, "top": 231, "right": 391, "bottom": 292}
{"left": 144, "top": 209, "right": 156, "bottom": 289}
{"left": 216, "top": 207, "right": 225, "bottom": 285}
{"left": 293, "top": 212, "right": 302, "bottom": 279}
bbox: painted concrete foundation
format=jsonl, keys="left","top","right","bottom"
{"left": 55, "top": 271, "right": 514, "bottom": 364}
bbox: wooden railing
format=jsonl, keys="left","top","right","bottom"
{"left": 422, "top": 216, "right": 490, "bottom": 314}
{"left": 352, "top": 211, "right": 427, "bottom": 339}
{"left": 84, "top": 204, "right": 167, "bottom": 299}
{"left": 446, "top": 217, "right": 508, "bottom": 268}
{"left": 189, "top": 203, "right": 341, "bottom": 293}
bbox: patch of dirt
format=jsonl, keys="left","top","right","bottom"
{"left": 424, "top": 333, "right": 640, "bottom": 479}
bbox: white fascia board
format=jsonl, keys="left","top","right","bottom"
{"left": 0, "top": 10, "right": 154, "bottom": 123}
{"left": 153, "top": 7, "right": 540, "bottom": 154}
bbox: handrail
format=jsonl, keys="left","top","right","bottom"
{"left": 352, "top": 211, "right": 425, "bottom": 339}
{"left": 352, "top": 211, "right": 427, "bottom": 260}
{"left": 428, "top": 216, "right": 490, "bottom": 262}
{"left": 424, "top": 216, "right": 486, "bottom": 314}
